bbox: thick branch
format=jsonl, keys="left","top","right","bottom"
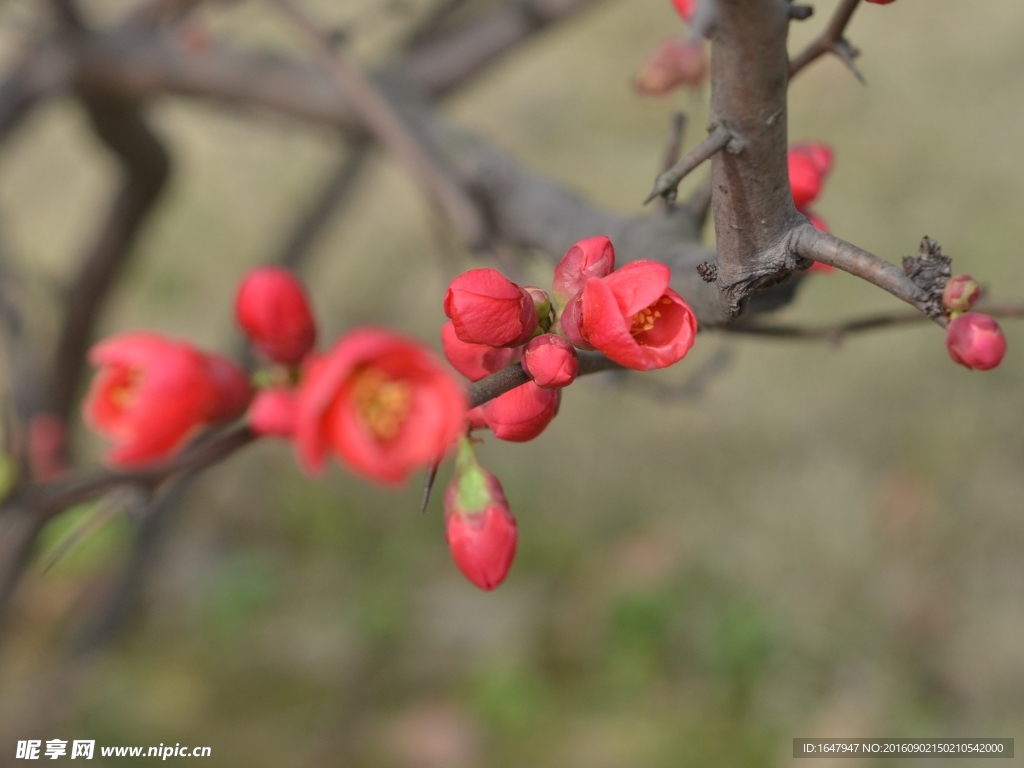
{"left": 47, "top": 94, "right": 171, "bottom": 426}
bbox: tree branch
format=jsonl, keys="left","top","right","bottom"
{"left": 644, "top": 122, "right": 734, "bottom": 204}
{"left": 269, "top": 0, "right": 488, "bottom": 247}
{"left": 466, "top": 351, "right": 622, "bottom": 408}
{"left": 47, "top": 94, "right": 171, "bottom": 428}
{"left": 788, "top": 0, "right": 862, "bottom": 81}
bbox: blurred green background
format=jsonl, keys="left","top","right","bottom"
{"left": 2, "top": 0, "right": 1024, "bottom": 765}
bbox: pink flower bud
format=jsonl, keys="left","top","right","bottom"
{"left": 203, "top": 354, "right": 253, "bottom": 422}
{"left": 441, "top": 322, "right": 520, "bottom": 382}
{"left": 445, "top": 439, "right": 517, "bottom": 590}
{"left": 481, "top": 381, "right": 560, "bottom": 442}
{"left": 942, "top": 274, "right": 982, "bottom": 314}
{"left": 634, "top": 39, "right": 708, "bottom": 96}
{"left": 788, "top": 142, "right": 834, "bottom": 209}
{"left": 235, "top": 266, "right": 317, "bottom": 365}
{"left": 557, "top": 291, "right": 594, "bottom": 351}
{"left": 443, "top": 268, "right": 538, "bottom": 348}
{"left": 672, "top": 0, "right": 694, "bottom": 21}
{"left": 249, "top": 387, "right": 298, "bottom": 437}
{"left": 553, "top": 236, "right": 615, "bottom": 307}
{"left": 946, "top": 313, "right": 1006, "bottom": 371}
{"left": 522, "top": 334, "right": 578, "bottom": 389}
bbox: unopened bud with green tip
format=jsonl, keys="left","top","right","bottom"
{"left": 525, "top": 286, "right": 554, "bottom": 334}
{"left": 444, "top": 438, "right": 517, "bottom": 591}
{"left": 943, "top": 274, "right": 981, "bottom": 316}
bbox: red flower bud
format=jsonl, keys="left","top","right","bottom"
{"left": 525, "top": 286, "right": 554, "bottom": 331}
{"left": 553, "top": 236, "right": 615, "bottom": 307}
{"left": 203, "top": 353, "right": 253, "bottom": 422}
{"left": 444, "top": 439, "right": 517, "bottom": 590}
{"left": 249, "top": 387, "right": 298, "bottom": 437}
{"left": 634, "top": 39, "right": 708, "bottom": 96}
{"left": 945, "top": 313, "right": 1006, "bottom": 371}
{"left": 441, "top": 322, "right": 520, "bottom": 382}
{"left": 295, "top": 328, "right": 466, "bottom": 485}
{"left": 942, "top": 274, "right": 982, "bottom": 314}
{"left": 444, "top": 268, "right": 538, "bottom": 348}
{"left": 673, "top": 0, "right": 694, "bottom": 20}
{"left": 788, "top": 142, "right": 834, "bottom": 209}
{"left": 481, "top": 381, "right": 559, "bottom": 442}
{"left": 522, "top": 334, "right": 578, "bottom": 389}
{"left": 84, "top": 333, "right": 220, "bottom": 467}
{"left": 571, "top": 261, "right": 698, "bottom": 371}
{"left": 235, "top": 266, "right": 317, "bottom": 365}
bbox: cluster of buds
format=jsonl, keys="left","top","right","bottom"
{"left": 788, "top": 142, "right": 836, "bottom": 274}
{"left": 85, "top": 267, "right": 467, "bottom": 486}
{"left": 941, "top": 274, "right": 1006, "bottom": 371}
{"left": 439, "top": 236, "right": 697, "bottom": 589}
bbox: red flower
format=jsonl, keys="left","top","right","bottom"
{"left": 295, "top": 328, "right": 466, "bottom": 485}
{"left": 203, "top": 354, "right": 253, "bottom": 422}
{"left": 84, "top": 333, "right": 220, "bottom": 467}
{"left": 481, "top": 381, "right": 559, "bottom": 442}
{"left": 945, "top": 313, "right": 1006, "bottom": 371}
{"left": 562, "top": 260, "right": 698, "bottom": 371}
{"left": 235, "top": 266, "right": 317, "bottom": 365}
{"left": 522, "top": 334, "right": 578, "bottom": 389}
{"left": 634, "top": 39, "right": 708, "bottom": 96}
{"left": 942, "top": 274, "right": 981, "bottom": 314}
{"left": 249, "top": 387, "right": 298, "bottom": 437}
{"left": 673, "top": 0, "right": 694, "bottom": 21}
{"left": 553, "top": 236, "right": 615, "bottom": 307}
{"left": 441, "top": 322, "right": 520, "bottom": 382}
{"left": 444, "top": 439, "right": 517, "bottom": 590}
{"left": 788, "top": 142, "right": 834, "bottom": 209}
{"left": 444, "top": 268, "right": 538, "bottom": 348}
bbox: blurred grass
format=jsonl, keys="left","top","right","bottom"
{"left": 2, "top": 0, "right": 1024, "bottom": 766}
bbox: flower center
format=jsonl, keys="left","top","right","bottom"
{"left": 350, "top": 367, "right": 413, "bottom": 441}
{"left": 108, "top": 367, "right": 142, "bottom": 410}
{"left": 630, "top": 297, "right": 672, "bottom": 337}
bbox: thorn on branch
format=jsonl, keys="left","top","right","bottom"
{"left": 644, "top": 123, "right": 734, "bottom": 205}
{"left": 829, "top": 38, "right": 865, "bottom": 84}
{"left": 696, "top": 261, "right": 718, "bottom": 283}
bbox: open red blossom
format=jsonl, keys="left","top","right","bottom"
{"left": 672, "top": 0, "right": 694, "bottom": 21}
{"left": 553, "top": 236, "right": 615, "bottom": 307}
{"left": 522, "top": 334, "right": 578, "bottom": 389}
{"left": 444, "top": 268, "right": 538, "bottom": 348}
{"left": 84, "top": 333, "right": 220, "bottom": 467}
{"left": 946, "top": 313, "right": 1006, "bottom": 371}
{"left": 634, "top": 39, "right": 708, "bottom": 96}
{"left": 563, "top": 260, "right": 697, "bottom": 371}
{"left": 444, "top": 439, "right": 517, "bottom": 590}
{"left": 788, "top": 142, "right": 834, "bottom": 209}
{"left": 235, "top": 266, "right": 317, "bottom": 365}
{"left": 441, "top": 322, "right": 520, "bottom": 382}
{"left": 203, "top": 354, "right": 253, "bottom": 422}
{"left": 295, "top": 328, "right": 466, "bottom": 485}
{"left": 481, "top": 381, "right": 559, "bottom": 442}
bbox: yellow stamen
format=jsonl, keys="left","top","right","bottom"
{"left": 350, "top": 366, "right": 413, "bottom": 441}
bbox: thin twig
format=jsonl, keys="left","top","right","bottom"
{"left": 466, "top": 352, "right": 623, "bottom": 409}
{"left": 790, "top": 224, "right": 940, "bottom": 322}
{"left": 658, "top": 112, "right": 686, "bottom": 213}
{"left": 644, "top": 123, "right": 733, "bottom": 205}
{"left": 722, "top": 303, "right": 1024, "bottom": 344}
{"left": 788, "top": 0, "right": 862, "bottom": 81}
{"left": 269, "top": 0, "right": 488, "bottom": 247}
